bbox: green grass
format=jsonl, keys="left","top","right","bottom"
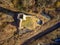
{"left": 21, "top": 17, "right": 33, "bottom": 27}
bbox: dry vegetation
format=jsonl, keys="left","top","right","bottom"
{"left": 28, "top": 28, "right": 60, "bottom": 45}
{"left": 0, "top": 12, "right": 16, "bottom": 40}
{"left": 0, "top": 0, "right": 60, "bottom": 45}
